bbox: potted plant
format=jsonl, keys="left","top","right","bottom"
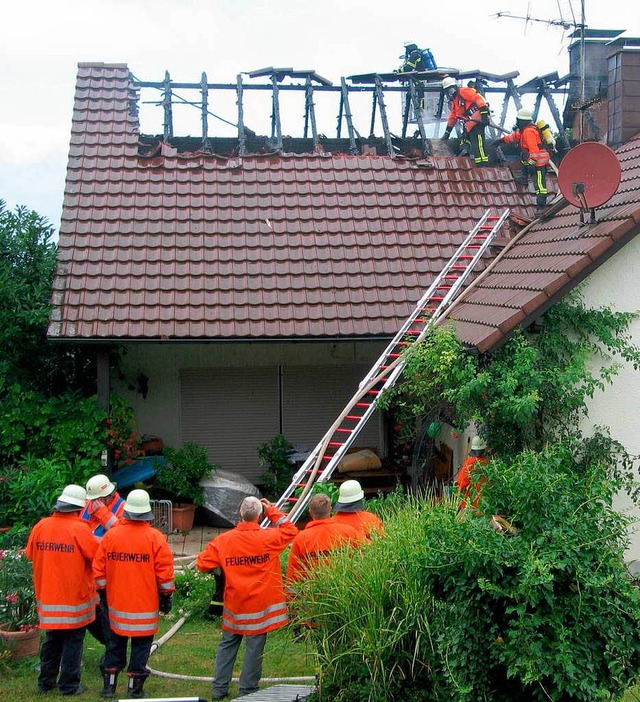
{"left": 0, "top": 548, "right": 40, "bottom": 658}
{"left": 154, "top": 443, "right": 217, "bottom": 531}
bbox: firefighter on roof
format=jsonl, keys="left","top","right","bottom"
{"left": 497, "top": 108, "right": 551, "bottom": 210}
{"left": 442, "top": 76, "right": 491, "bottom": 167}
{"left": 196, "top": 496, "right": 297, "bottom": 700}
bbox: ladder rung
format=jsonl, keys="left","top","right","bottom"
{"left": 355, "top": 402, "right": 372, "bottom": 407}
{"left": 345, "top": 414, "right": 363, "bottom": 420}
{"left": 387, "top": 353, "right": 402, "bottom": 358}
{"left": 328, "top": 441, "right": 343, "bottom": 447}
{"left": 335, "top": 428, "right": 353, "bottom": 434}
{"left": 367, "top": 389, "right": 380, "bottom": 395}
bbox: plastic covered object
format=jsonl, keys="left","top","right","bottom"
{"left": 199, "top": 469, "right": 261, "bottom": 527}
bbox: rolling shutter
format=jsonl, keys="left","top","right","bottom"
{"left": 180, "top": 368, "right": 279, "bottom": 482}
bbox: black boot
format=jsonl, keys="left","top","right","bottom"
{"left": 536, "top": 193, "right": 548, "bottom": 209}
{"left": 100, "top": 668, "right": 119, "bottom": 699}
{"left": 127, "top": 673, "right": 148, "bottom": 699}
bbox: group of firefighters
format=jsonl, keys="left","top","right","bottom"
{"left": 397, "top": 41, "right": 556, "bottom": 211}
{"left": 25, "top": 433, "right": 489, "bottom": 699}
{"left": 24, "top": 472, "right": 387, "bottom": 699}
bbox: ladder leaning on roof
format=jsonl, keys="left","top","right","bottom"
{"left": 265, "top": 208, "right": 510, "bottom": 526}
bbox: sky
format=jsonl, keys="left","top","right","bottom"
{"left": 0, "top": 0, "right": 635, "bottom": 233}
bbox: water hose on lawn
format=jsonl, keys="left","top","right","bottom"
{"left": 147, "top": 609, "right": 315, "bottom": 684}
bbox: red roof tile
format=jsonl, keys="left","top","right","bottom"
{"left": 450, "top": 135, "right": 640, "bottom": 352}
{"left": 50, "top": 63, "right": 552, "bottom": 342}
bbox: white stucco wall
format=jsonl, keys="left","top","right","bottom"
{"left": 576, "top": 234, "right": 640, "bottom": 562}
{"left": 112, "top": 340, "right": 385, "bottom": 448}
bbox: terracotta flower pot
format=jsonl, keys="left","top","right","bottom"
{"left": 172, "top": 503, "right": 196, "bottom": 532}
{"left": 0, "top": 624, "right": 41, "bottom": 659}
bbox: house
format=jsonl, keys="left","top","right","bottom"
{"left": 49, "top": 44, "right": 640, "bottom": 558}
{"left": 47, "top": 62, "right": 535, "bottom": 483}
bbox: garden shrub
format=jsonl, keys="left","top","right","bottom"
{"left": 300, "top": 440, "right": 640, "bottom": 702}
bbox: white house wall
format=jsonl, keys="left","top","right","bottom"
{"left": 112, "top": 340, "right": 387, "bottom": 480}
{"left": 576, "top": 234, "right": 640, "bottom": 562}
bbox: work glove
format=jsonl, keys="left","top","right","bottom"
{"left": 442, "top": 128, "right": 451, "bottom": 140}
{"left": 159, "top": 593, "right": 173, "bottom": 614}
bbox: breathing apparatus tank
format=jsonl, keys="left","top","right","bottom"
{"left": 536, "top": 119, "right": 556, "bottom": 150}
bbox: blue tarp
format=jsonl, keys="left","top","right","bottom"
{"left": 112, "top": 455, "right": 166, "bottom": 489}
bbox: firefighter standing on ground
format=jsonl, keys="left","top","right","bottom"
{"left": 455, "top": 436, "right": 489, "bottom": 510}
{"left": 82, "top": 474, "right": 126, "bottom": 654}
{"left": 93, "top": 489, "right": 175, "bottom": 699}
{"left": 82, "top": 474, "right": 125, "bottom": 539}
{"left": 442, "top": 77, "right": 491, "bottom": 167}
{"left": 333, "top": 480, "right": 384, "bottom": 540}
{"left": 196, "top": 496, "right": 297, "bottom": 700}
{"left": 26, "top": 484, "right": 98, "bottom": 696}
{"left": 497, "top": 108, "right": 552, "bottom": 209}
{"left": 286, "top": 493, "right": 363, "bottom": 584}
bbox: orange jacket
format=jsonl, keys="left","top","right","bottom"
{"left": 446, "top": 87, "right": 489, "bottom": 133}
{"left": 333, "top": 510, "right": 384, "bottom": 540}
{"left": 195, "top": 505, "right": 297, "bottom": 636}
{"left": 456, "top": 456, "right": 488, "bottom": 509}
{"left": 286, "top": 517, "right": 363, "bottom": 583}
{"left": 81, "top": 492, "right": 125, "bottom": 539}
{"left": 93, "top": 520, "right": 175, "bottom": 637}
{"left": 26, "top": 512, "right": 98, "bottom": 630}
{"left": 502, "top": 123, "right": 550, "bottom": 167}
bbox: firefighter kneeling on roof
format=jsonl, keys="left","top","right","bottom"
{"left": 497, "top": 108, "right": 552, "bottom": 210}
{"left": 93, "top": 489, "right": 175, "bottom": 699}
{"left": 196, "top": 496, "right": 298, "bottom": 700}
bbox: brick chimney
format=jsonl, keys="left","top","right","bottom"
{"left": 607, "top": 39, "right": 640, "bottom": 148}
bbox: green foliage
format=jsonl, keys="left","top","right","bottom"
{"left": 258, "top": 434, "right": 294, "bottom": 498}
{"left": 0, "top": 549, "right": 38, "bottom": 629}
{"left": 173, "top": 568, "right": 213, "bottom": 620}
{"left": 155, "top": 442, "right": 217, "bottom": 506}
{"left": 106, "top": 395, "right": 143, "bottom": 467}
{"left": 301, "top": 440, "right": 640, "bottom": 702}
{"left": 0, "top": 200, "right": 95, "bottom": 396}
{"left": 381, "top": 298, "right": 640, "bottom": 457}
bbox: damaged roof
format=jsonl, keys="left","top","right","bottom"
{"left": 449, "top": 134, "right": 640, "bottom": 352}
{"left": 49, "top": 62, "right": 537, "bottom": 342}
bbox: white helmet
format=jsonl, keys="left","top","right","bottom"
{"left": 404, "top": 40, "right": 417, "bottom": 47}
{"left": 442, "top": 76, "right": 459, "bottom": 91}
{"left": 56, "top": 484, "right": 87, "bottom": 510}
{"left": 335, "top": 479, "right": 365, "bottom": 508}
{"left": 123, "top": 489, "right": 154, "bottom": 521}
{"left": 86, "top": 474, "right": 116, "bottom": 500}
{"left": 471, "top": 436, "right": 487, "bottom": 452}
{"left": 517, "top": 108, "right": 533, "bottom": 121}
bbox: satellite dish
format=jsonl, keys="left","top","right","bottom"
{"left": 557, "top": 142, "right": 621, "bottom": 222}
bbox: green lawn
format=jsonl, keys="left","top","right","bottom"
{"left": 2, "top": 616, "right": 638, "bottom": 701}
{"left": 0, "top": 616, "right": 317, "bottom": 701}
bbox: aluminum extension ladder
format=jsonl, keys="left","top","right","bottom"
{"left": 267, "top": 208, "right": 510, "bottom": 525}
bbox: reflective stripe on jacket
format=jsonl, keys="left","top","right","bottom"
{"left": 26, "top": 512, "right": 98, "bottom": 630}
{"left": 93, "top": 520, "right": 175, "bottom": 637}
{"left": 446, "top": 87, "right": 489, "bottom": 133}
{"left": 81, "top": 494, "right": 125, "bottom": 539}
{"left": 196, "top": 505, "right": 298, "bottom": 636}
{"left": 502, "top": 123, "right": 550, "bottom": 167}
{"left": 286, "top": 517, "right": 363, "bottom": 583}
{"left": 333, "top": 510, "right": 384, "bottom": 541}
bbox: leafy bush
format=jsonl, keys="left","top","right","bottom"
{"left": 155, "top": 443, "right": 217, "bottom": 506}
{"left": 300, "top": 440, "right": 640, "bottom": 702}
{"left": 173, "top": 568, "right": 214, "bottom": 620}
{"left": 258, "top": 434, "right": 294, "bottom": 498}
{"left": 0, "top": 549, "right": 38, "bottom": 630}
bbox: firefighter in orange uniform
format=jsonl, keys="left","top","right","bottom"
{"left": 196, "top": 496, "right": 297, "bottom": 699}
{"left": 26, "top": 484, "right": 98, "bottom": 696}
{"left": 497, "top": 108, "right": 551, "bottom": 209}
{"left": 455, "top": 435, "right": 489, "bottom": 510}
{"left": 93, "top": 489, "right": 174, "bottom": 699}
{"left": 442, "top": 76, "right": 491, "bottom": 167}
{"left": 82, "top": 474, "right": 125, "bottom": 539}
{"left": 286, "top": 493, "right": 363, "bottom": 584}
{"left": 332, "top": 480, "right": 384, "bottom": 540}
